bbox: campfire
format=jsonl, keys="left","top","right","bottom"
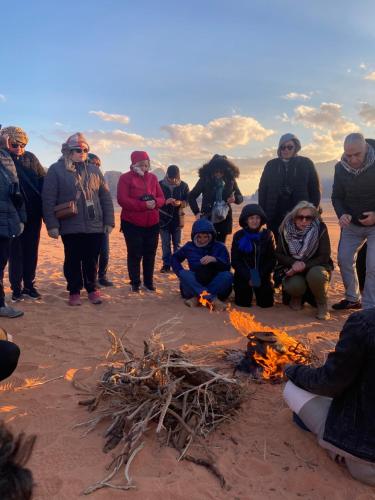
{"left": 199, "top": 290, "right": 213, "bottom": 310}
{"left": 229, "top": 310, "right": 316, "bottom": 382}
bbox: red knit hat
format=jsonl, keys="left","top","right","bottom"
{"left": 131, "top": 151, "right": 150, "bottom": 165}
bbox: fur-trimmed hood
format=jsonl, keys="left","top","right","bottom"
{"left": 198, "top": 155, "right": 240, "bottom": 180}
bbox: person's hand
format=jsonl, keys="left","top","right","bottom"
{"left": 173, "top": 199, "right": 181, "bottom": 207}
{"left": 285, "top": 268, "right": 295, "bottom": 277}
{"left": 104, "top": 225, "right": 114, "bottom": 234}
{"left": 291, "top": 261, "right": 306, "bottom": 273}
{"left": 18, "top": 223, "right": 24, "bottom": 236}
{"left": 227, "top": 195, "right": 235, "bottom": 204}
{"left": 200, "top": 255, "right": 217, "bottom": 265}
{"left": 195, "top": 213, "right": 201, "bottom": 221}
{"left": 146, "top": 200, "right": 156, "bottom": 209}
{"left": 359, "top": 211, "right": 375, "bottom": 226}
{"left": 48, "top": 228, "right": 59, "bottom": 239}
{"left": 165, "top": 198, "right": 175, "bottom": 205}
{"left": 339, "top": 214, "right": 352, "bottom": 228}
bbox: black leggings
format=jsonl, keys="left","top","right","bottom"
{"left": 234, "top": 274, "right": 274, "bottom": 308}
{"left": 0, "top": 341, "right": 20, "bottom": 381}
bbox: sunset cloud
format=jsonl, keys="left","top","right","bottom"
{"left": 302, "top": 132, "right": 342, "bottom": 163}
{"left": 364, "top": 71, "right": 375, "bottom": 81}
{"left": 282, "top": 92, "right": 311, "bottom": 101}
{"left": 359, "top": 102, "right": 375, "bottom": 125}
{"left": 89, "top": 110, "right": 130, "bottom": 125}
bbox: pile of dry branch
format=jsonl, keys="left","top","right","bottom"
{"left": 76, "top": 325, "right": 243, "bottom": 494}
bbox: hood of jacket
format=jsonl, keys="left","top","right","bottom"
{"left": 191, "top": 218, "right": 217, "bottom": 240}
{"left": 239, "top": 203, "right": 267, "bottom": 228}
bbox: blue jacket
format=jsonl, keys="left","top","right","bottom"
{"left": 171, "top": 218, "right": 230, "bottom": 275}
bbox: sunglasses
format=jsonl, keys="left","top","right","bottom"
{"left": 10, "top": 143, "right": 26, "bottom": 149}
{"left": 280, "top": 145, "right": 294, "bottom": 151}
{"left": 70, "top": 148, "right": 88, "bottom": 154}
{"left": 295, "top": 215, "right": 314, "bottom": 222}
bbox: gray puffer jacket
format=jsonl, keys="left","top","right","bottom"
{"left": 0, "top": 149, "right": 26, "bottom": 238}
{"left": 42, "top": 158, "right": 114, "bottom": 235}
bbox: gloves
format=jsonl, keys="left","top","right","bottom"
{"left": 18, "top": 223, "right": 24, "bottom": 236}
{"left": 104, "top": 225, "right": 114, "bottom": 234}
{"left": 48, "top": 228, "right": 59, "bottom": 239}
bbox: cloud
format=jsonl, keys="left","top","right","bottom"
{"left": 0, "top": 94, "right": 5, "bottom": 102}
{"left": 89, "top": 110, "right": 130, "bottom": 125}
{"left": 364, "top": 72, "right": 375, "bottom": 81}
{"left": 359, "top": 63, "right": 367, "bottom": 70}
{"left": 282, "top": 92, "right": 311, "bottom": 101}
{"left": 359, "top": 102, "right": 375, "bottom": 125}
{"left": 292, "top": 102, "right": 358, "bottom": 139}
{"left": 85, "top": 129, "right": 145, "bottom": 153}
{"left": 302, "top": 133, "right": 342, "bottom": 163}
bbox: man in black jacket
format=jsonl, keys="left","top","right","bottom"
{"left": 284, "top": 309, "right": 375, "bottom": 485}
{"left": 159, "top": 165, "right": 189, "bottom": 272}
{"left": 0, "top": 127, "right": 45, "bottom": 302}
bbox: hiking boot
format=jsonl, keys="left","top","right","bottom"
{"left": 160, "top": 266, "right": 170, "bottom": 273}
{"left": 212, "top": 298, "right": 227, "bottom": 312}
{"left": 68, "top": 293, "right": 82, "bottom": 306}
{"left": 316, "top": 302, "right": 330, "bottom": 320}
{"left": 88, "top": 291, "right": 102, "bottom": 305}
{"left": 0, "top": 306, "right": 24, "bottom": 318}
{"left": 332, "top": 299, "right": 361, "bottom": 310}
{"left": 184, "top": 297, "right": 199, "bottom": 307}
{"left": 22, "top": 287, "right": 42, "bottom": 300}
{"left": 289, "top": 297, "right": 303, "bottom": 311}
{"left": 98, "top": 277, "right": 114, "bottom": 287}
{"left": 143, "top": 284, "right": 156, "bottom": 292}
{"left": 11, "top": 291, "right": 24, "bottom": 303}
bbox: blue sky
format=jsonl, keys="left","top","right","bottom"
{"left": 1, "top": 0, "right": 375, "bottom": 193}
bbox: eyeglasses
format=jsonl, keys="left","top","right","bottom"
{"left": 295, "top": 215, "right": 314, "bottom": 222}
{"left": 280, "top": 145, "right": 294, "bottom": 151}
{"left": 70, "top": 148, "right": 88, "bottom": 154}
{"left": 10, "top": 143, "right": 26, "bottom": 149}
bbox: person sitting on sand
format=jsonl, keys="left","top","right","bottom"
{"left": 171, "top": 219, "right": 233, "bottom": 311}
{"left": 275, "top": 201, "right": 333, "bottom": 320}
{"left": 231, "top": 204, "right": 276, "bottom": 308}
{"left": 284, "top": 308, "right": 375, "bottom": 486}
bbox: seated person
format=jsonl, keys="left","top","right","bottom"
{"left": 284, "top": 309, "right": 375, "bottom": 486}
{"left": 171, "top": 219, "right": 233, "bottom": 311}
{"left": 275, "top": 201, "right": 333, "bottom": 320}
{"left": 0, "top": 328, "right": 20, "bottom": 382}
{"left": 231, "top": 204, "right": 276, "bottom": 308}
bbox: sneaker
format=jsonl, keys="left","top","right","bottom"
{"left": 316, "top": 302, "right": 330, "bottom": 320}
{"left": 88, "top": 291, "right": 102, "bottom": 305}
{"left": 98, "top": 277, "right": 114, "bottom": 287}
{"left": 212, "top": 298, "right": 227, "bottom": 312}
{"left": 11, "top": 291, "right": 24, "bottom": 303}
{"left": 130, "top": 284, "right": 140, "bottom": 293}
{"left": 143, "top": 284, "right": 156, "bottom": 292}
{"left": 160, "top": 266, "right": 170, "bottom": 273}
{"left": 68, "top": 293, "right": 82, "bottom": 306}
{"left": 289, "top": 297, "right": 303, "bottom": 311}
{"left": 22, "top": 288, "right": 41, "bottom": 300}
{"left": 0, "top": 306, "right": 24, "bottom": 318}
{"left": 332, "top": 299, "right": 362, "bottom": 310}
{"left": 184, "top": 297, "right": 199, "bottom": 307}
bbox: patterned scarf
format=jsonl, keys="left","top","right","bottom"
{"left": 340, "top": 144, "right": 375, "bottom": 176}
{"left": 283, "top": 218, "right": 320, "bottom": 261}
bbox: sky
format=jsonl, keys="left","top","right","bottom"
{"left": 1, "top": 0, "right": 375, "bottom": 194}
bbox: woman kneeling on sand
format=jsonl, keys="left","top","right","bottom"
{"left": 284, "top": 309, "right": 375, "bottom": 486}
{"left": 275, "top": 201, "right": 333, "bottom": 320}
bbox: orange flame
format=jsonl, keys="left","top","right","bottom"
{"left": 229, "top": 309, "right": 313, "bottom": 381}
{"left": 199, "top": 290, "right": 213, "bottom": 311}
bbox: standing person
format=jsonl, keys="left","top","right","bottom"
{"left": 275, "top": 201, "right": 333, "bottom": 320}
{"left": 42, "top": 133, "right": 114, "bottom": 306}
{"left": 284, "top": 309, "right": 375, "bottom": 486}
{"left": 117, "top": 151, "right": 165, "bottom": 292}
{"left": 159, "top": 165, "right": 189, "bottom": 273}
{"left": 188, "top": 154, "right": 243, "bottom": 243}
{"left": 231, "top": 204, "right": 276, "bottom": 308}
{"left": 87, "top": 153, "right": 113, "bottom": 287}
{"left": 0, "top": 135, "right": 25, "bottom": 318}
{"left": 332, "top": 133, "right": 375, "bottom": 310}
{"left": 258, "top": 133, "right": 321, "bottom": 239}
{"left": 0, "top": 127, "right": 45, "bottom": 302}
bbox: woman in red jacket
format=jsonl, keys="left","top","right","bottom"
{"left": 117, "top": 151, "right": 165, "bottom": 292}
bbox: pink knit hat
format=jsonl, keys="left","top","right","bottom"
{"left": 131, "top": 151, "right": 150, "bottom": 165}
{"left": 61, "top": 132, "right": 90, "bottom": 155}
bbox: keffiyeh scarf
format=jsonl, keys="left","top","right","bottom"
{"left": 340, "top": 144, "right": 375, "bottom": 176}
{"left": 284, "top": 218, "right": 320, "bottom": 261}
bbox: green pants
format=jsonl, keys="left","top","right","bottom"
{"left": 283, "top": 266, "right": 330, "bottom": 304}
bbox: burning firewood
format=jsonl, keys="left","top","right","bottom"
{"left": 75, "top": 322, "right": 243, "bottom": 494}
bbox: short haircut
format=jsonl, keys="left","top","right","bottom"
{"left": 344, "top": 133, "right": 367, "bottom": 150}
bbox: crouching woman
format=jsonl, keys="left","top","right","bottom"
{"left": 231, "top": 204, "right": 276, "bottom": 308}
{"left": 171, "top": 219, "right": 233, "bottom": 311}
{"left": 275, "top": 201, "right": 333, "bottom": 320}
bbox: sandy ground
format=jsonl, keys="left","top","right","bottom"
{"left": 1, "top": 202, "right": 374, "bottom": 500}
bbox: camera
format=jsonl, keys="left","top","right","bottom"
{"left": 86, "top": 200, "right": 96, "bottom": 220}
{"left": 140, "top": 194, "right": 155, "bottom": 202}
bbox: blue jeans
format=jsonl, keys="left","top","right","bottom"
{"left": 160, "top": 226, "right": 181, "bottom": 267}
{"left": 179, "top": 269, "right": 233, "bottom": 300}
{"left": 98, "top": 232, "right": 110, "bottom": 279}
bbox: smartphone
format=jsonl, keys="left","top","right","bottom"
{"left": 86, "top": 200, "right": 96, "bottom": 220}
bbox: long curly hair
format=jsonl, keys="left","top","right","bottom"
{"left": 198, "top": 154, "right": 240, "bottom": 181}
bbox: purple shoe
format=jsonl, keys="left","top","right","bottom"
{"left": 88, "top": 291, "right": 102, "bottom": 305}
{"left": 69, "top": 293, "right": 82, "bottom": 306}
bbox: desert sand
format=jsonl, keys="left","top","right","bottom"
{"left": 1, "top": 202, "right": 374, "bottom": 500}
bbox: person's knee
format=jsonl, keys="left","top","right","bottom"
{"left": 283, "top": 276, "right": 306, "bottom": 297}
{"left": 306, "top": 266, "right": 330, "bottom": 286}
{"left": 219, "top": 271, "right": 233, "bottom": 286}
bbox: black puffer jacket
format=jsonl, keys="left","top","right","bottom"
{"left": 258, "top": 156, "right": 321, "bottom": 228}
{"left": 286, "top": 309, "right": 375, "bottom": 463}
{"left": 188, "top": 157, "right": 243, "bottom": 236}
